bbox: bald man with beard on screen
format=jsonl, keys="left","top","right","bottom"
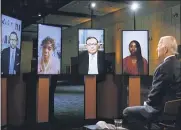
{"left": 78, "top": 37, "right": 105, "bottom": 75}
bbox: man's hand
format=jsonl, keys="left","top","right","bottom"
{"left": 144, "top": 101, "right": 147, "bottom": 106}
{"left": 38, "top": 65, "right": 43, "bottom": 73}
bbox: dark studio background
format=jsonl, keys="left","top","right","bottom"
{"left": 1, "top": 1, "right": 180, "bottom": 130}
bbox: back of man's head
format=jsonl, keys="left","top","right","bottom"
{"left": 160, "top": 36, "right": 178, "bottom": 55}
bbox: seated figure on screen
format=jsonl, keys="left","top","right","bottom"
{"left": 123, "top": 40, "right": 148, "bottom": 75}
{"left": 1, "top": 31, "right": 20, "bottom": 75}
{"left": 38, "top": 36, "right": 60, "bottom": 74}
{"left": 79, "top": 37, "right": 104, "bottom": 75}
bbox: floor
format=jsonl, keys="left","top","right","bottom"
{"left": 4, "top": 121, "right": 173, "bottom": 130}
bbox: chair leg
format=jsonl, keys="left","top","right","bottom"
{"left": 147, "top": 123, "right": 151, "bottom": 130}
{"left": 159, "top": 126, "right": 165, "bottom": 130}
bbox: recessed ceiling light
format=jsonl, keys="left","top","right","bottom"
{"left": 131, "top": 2, "right": 139, "bottom": 11}
{"left": 91, "top": 2, "right": 96, "bottom": 8}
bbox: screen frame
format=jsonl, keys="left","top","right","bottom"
{"left": 37, "top": 23, "right": 62, "bottom": 76}
{"left": 178, "top": 45, "right": 181, "bottom": 59}
{"left": 77, "top": 28, "right": 106, "bottom": 76}
{"left": 96, "top": 74, "right": 129, "bottom": 120}
{"left": 1, "top": 14, "right": 23, "bottom": 77}
{"left": 121, "top": 30, "right": 149, "bottom": 76}
{"left": 49, "top": 74, "right": 85, "bottom": 127}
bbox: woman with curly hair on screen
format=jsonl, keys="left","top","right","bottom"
{"left": 38, "top": 36, "right": 60, "bottom": 74}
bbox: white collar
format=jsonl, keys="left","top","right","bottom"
{"left": 164, "top": 55, "right": 175, "bottom": 62}
{"left": 10, "top": 47, "right": 16, "bottom": 52}
{"left": 89, "top": 52, "right": 97, "bottom": 57}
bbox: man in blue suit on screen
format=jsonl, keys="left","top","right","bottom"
{"left": 1, "top": 31, "right": 20, "bottom": 75}
{"left": 78, "top": 37, "right": 105, "bottom": 75}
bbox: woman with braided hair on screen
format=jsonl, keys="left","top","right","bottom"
{"left": 123, "top": 40, "right": 148, "bottom": 75}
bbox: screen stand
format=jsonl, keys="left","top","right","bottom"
{"left": 1, "top": 78, "right": 7, "bottom": 127}
{"left": 128, "top": 76, "right": 140, "bottom": 106}
{"left": 128, "top": 11, "right": 141, "bottom": 106}
{"left": 85, "top": 75, "right": 96, "bottom": 119}
{"left": 37, "top": 77, "right": 50, "bottom": 123}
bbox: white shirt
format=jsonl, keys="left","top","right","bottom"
{"left": 88, "top": 52, "right": 98, "bottom": 74}
{"left": 9, "top": 48, "right": 16, "bottom": 74}
{"left": 164, "top": 55, "right": 175, "bottom": 62}
{"left": 38, "top": 56, "right": 60, "bottom": 74}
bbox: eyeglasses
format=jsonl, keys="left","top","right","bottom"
{"left": 10, "top": 39, "right": 17, "bottom": 42}
{"left": 86, "top": 43, "right": 98, "bottom": 46}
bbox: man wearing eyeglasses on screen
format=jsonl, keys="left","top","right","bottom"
{"left": 38, "top": 36, "right": 60, "bottom": 74}
{"left": 78, "top": 37, "right": 104, "bottom": 75}
{"left": 1, "top": 31, "right": 20, "bottom": 75}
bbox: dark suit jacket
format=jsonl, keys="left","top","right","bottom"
{"left": 78, "top": 51, "right": 105, "bottom": 75}
{"left": 146, "top": 56, "right": 181, "bottom": 111}
{"left": 1, "top": 47, "right": 20, "bottom": 75}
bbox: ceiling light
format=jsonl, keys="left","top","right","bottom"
{"left": 91, "top": 2, "right": 96, "bottom": 8}
{"left": 38, "top": 13, "right": 41, "bottom": 17}
{"left": 131, "top": 2, "right": 139, "bottom": 11}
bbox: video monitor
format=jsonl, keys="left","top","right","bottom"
{"left": 122, "top": 30, "right": 149, "bottom": 76}
{"left": 37, "top": 24, "right": 61, "bottom": 75}
{"left": 78, "top": 29, "right": 105, "bottom": 75}
{"left": 1, "top": 14, "right": 22, "bottom": 75}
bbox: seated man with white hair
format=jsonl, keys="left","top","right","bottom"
{"left": 122, "top": 36, "right": 181, "bottom": 129}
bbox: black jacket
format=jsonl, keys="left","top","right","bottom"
{"left": 1, "top": 47, "right": 20, "bottom": 75}
{"left": 146, "top": 56, "right": 181, "bottom": 110}
{"left": 78, "top": 51, "right": 105, "bottom": 75}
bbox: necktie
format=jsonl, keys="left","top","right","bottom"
{"left": 91, "top": 55, "right": 94, "bottom": 61}
{"left": 10, "top": 51, "right": 15, "bottom": 74}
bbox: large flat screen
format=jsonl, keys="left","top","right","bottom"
{"left": 37, "top": 24, "right": 61, "bottom": 75}
{"left": 122, "top": 30, "right": 149, "bottom": 76}
{"left": 78, "top": 29, "right": 105, "bottom": 75}
{"left": 1, "top": 14, "right": 22, "bottom": 75}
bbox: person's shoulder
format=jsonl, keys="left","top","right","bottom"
{"left": 51, "top": 57, "right": 60, "bottom": 71}
{"left": 37, "top": 57, "right": 42, "bottom": 66}
{"left": 38, "top": 57, "right": 41, "bottom": 62}
{"left": 142, "top": 57, "right": 148, "bottom": 63}
{"left": 79, "top": 51, "right": 88, "bottom": 56}
{"left": 162, "top": 57, "right": 176, "bottom": 67}
{"left": 98, "top": 51, "right": 104, "bottom": 53}
{"left": 52, "top": 56, "right": 60, "bottom": 62}
{"left": 160, "top": 58, "right": 177, "bottom": 72}
{"left": 16, "top": 47, "right": 20, "bottom": 52}
{"left": 2, "top": 47, "right": 9, "bottom": 53}
{"left": 98, "top": 51, "right": 104, "bottom": 55}
{"left": 81, "top": 51, "right": 88, "bottom": 54}
{"left": 123, "top": 56, "right": 130, "bottom": 60}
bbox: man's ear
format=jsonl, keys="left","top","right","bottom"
{"left": 164, "top": 46, "right": 168, "bottom": 54}
{"left": 8, "top": 35, "right": 10, "bottom": 44}
{"left": 85, "top": 44, "right": 88, "bottom": 49}
{"left": 97, "top": 43, "right": 100, "bottom": 49}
